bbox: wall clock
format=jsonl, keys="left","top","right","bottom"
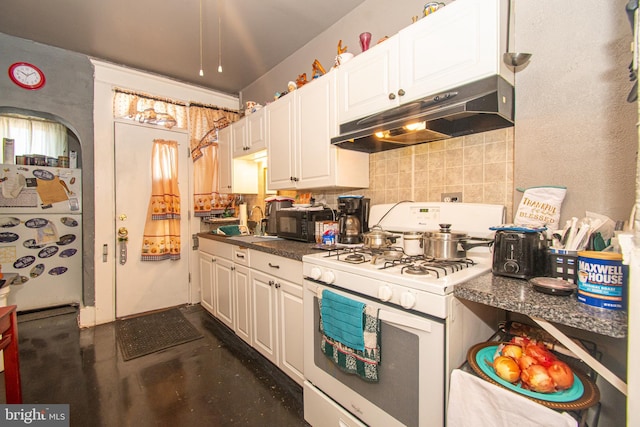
{"left": 8, "top": 62, "right": 46, "bottom": 90}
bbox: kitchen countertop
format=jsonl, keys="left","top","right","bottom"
{"left": 197, "top": 232, "right": 321, "bottom": 261}
{"left": 200, "top": 230, "right": 629, "bottom": 339}
{"left": 454, "top": 272, "right": 628, "bottom": 339}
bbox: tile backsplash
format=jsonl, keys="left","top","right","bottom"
{"left": 318, "top": 128, "right": 514, "bottom": 221}
{"left": 214, "top": 128, "right": 515, "bottom": 232}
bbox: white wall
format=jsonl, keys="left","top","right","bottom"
{"left": 89, "top": 60, "right": 238, "bottom": 326}
{"left": 241, "top": 0, "right": 444, "bottom": 104}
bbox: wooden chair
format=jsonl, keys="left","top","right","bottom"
{"left": 0, "top": 305, "right": 22, "bottom": 403}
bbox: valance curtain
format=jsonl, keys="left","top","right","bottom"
{"left": 113, "top": 90, "right": 188, "bottom": 129}
{"left": 189, "top": 105, "right": 239, "bottom": 217}
{"left": 141, "top": 139, "right": 181, "bottom": 261}
{"left": 0, "top": 116, "right": 67, "bottom": 162}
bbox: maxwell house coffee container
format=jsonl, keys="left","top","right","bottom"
{"left": 577, "top": 251, "right": 628, "bottom": 310}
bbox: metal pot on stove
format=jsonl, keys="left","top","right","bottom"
{"left": 423, "top": 224, "right": 493, "bottom": 260}
{"left": 362, "top": 228, "right": 397, "bottom": 249}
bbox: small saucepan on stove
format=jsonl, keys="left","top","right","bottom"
{"left": 362, "top": 228, "right": 397, "bottom": 249}
{"left": 423, "top": 224, "right": 493, "bottom": 260}
{"left": 402, "top": 231, "right": 424, "bottom": 256}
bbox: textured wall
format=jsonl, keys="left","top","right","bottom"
{"left": 514, "top": 1, "right": 636, "bottom": 225}
{"left": 0, "top": 32, "right": 95, "bottom": 306}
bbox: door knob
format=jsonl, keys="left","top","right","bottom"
{"left": 119, "top": 214, "right": 127, "bottom": 221}
{"left": 118, "top": 227, "right": 129, "bottom": 265}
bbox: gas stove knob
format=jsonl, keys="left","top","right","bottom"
{"left": 377, "top": 285, "right": 393, "bottom": 302}
{"left": 400, "top": 291, "right": 417, "bottom": 309}
{"left": 321, "top": 271, "right": 336, "bottom": 284}
{"left": 309, "top": 267, "right": 322, "bottom": 281}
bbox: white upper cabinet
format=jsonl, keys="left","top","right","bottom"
{"left": 337, "top": 0, "right": 508, "bottom": 124}
{"left": 217, "top": 126, "right": 232, "bottom": 192}
{"left": 267, "top": 75, "right": 369, "bottom": 190}
{"left": 232, "top": 108, "right": 266, "bottom": 158}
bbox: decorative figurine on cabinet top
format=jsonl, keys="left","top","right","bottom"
{"left": 312, "top": 59, "right": 326, "bottom": 79}
{"left": 424, "top": 2, "right": 445, "bottom": 16}
{"left": 296, "top": 73, "right": 309, "bottom": 88}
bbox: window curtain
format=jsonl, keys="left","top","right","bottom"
{"left": 189, "top": 105, "right": 239, "bottom": 217}
{"left": 141, "top": 139, "right": 181, "bottom": 261}
{"left": 113, "top": 90, "right": 188, "bottom": 129}
{"left": 0, "top": 116, "right": 67, "bottom": 161}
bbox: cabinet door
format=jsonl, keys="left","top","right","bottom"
{"left": 296, "top": 75, "right": 336, "bottom": 189}
{"left": 217, "top": 126, "right": 233, "bottom": 192}
{"left": 399, "top": 0, "right": 500, "bottom": 101}
{"left": 214, "top": 256, "right": 234, "bottom": 330}
{"left": 251, "top": 270, "right": 278, "bottom": 365}
{"left": 233, "top": 264, "right": 252, "bottom": 345}
{"left": 266, "top": 95, "right": 296, "bottom": 190}
{"left": 232, "top": 119, "right": 248, "bottom": 157}
{"left": 198, "top": 251, "right": 215, "bottom": 315}
{"left": 336, "top": 37, "right": 399, "bottom": 124}
{"left": 247, "top": 108, "right": 266, "bottom": 153}
{"left": 277, "top": 278, "right": 304, "bottom": 385}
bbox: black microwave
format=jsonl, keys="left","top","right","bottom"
{"left": 276, "top": 208, "right": 335, "bottom": 242}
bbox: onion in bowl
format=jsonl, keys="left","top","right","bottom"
{"left": 493, "top": 356, "right": 521, "bottom": 383}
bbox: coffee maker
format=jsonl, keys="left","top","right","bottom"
{"left": 337, "top": 196, "right": 370, "bottom": 244}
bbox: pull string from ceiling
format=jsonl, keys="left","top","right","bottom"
{"left": 199, "top": 0, "right": 204, "bottom": 76}
{"left": 218, "top": 0, "right": 223, "bottom": 73}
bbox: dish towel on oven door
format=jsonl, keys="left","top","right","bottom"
{"left": 318, "top": 289, "right": 381, "bottom": 382}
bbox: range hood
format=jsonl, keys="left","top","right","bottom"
{"left": 331, "top": 75, "right": 514, "bottom": 153}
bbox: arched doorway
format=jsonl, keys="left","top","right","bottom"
{"left": 0, "top": 108, "right": 83, "bottom": 311}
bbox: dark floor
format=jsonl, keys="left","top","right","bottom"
{"left": 1, "top": 304, "right": 307, "bottom": 426}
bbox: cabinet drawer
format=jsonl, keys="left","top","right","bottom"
{"left": 232, "top": 246, "right": 250, "bottom": 266}
{"left": 250, "top": 250, "right": 302, "bottom": 284}
{"left": 199, "top": 238, "right": 233, "bottom": 259}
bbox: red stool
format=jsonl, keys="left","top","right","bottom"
{"left": 0, "top": 305, "right": 22, "bottom": 403}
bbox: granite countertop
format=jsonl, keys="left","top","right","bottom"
{"left": 454, "top": 272, "right": 628, "bottom": 339}
{"left": 197, "top": 232, "right": 321, "bottom": 261}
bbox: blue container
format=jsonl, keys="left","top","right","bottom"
{"left": 577, "top": 251, "right": 628, "bottom": 310}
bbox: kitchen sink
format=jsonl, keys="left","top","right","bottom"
{"left": 226, "top": 235, "right": 283, "bottom": 243}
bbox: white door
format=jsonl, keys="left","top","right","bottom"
{"left": 114, "top": 121, "right": 190, "bottom": 317}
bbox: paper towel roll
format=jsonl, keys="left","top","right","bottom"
{"left": 239, "top": 204, "right": 248, "bottom": 227}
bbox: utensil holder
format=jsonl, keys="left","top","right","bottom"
{"left": 548, "top": 249, "right": 578, "bottom": 283}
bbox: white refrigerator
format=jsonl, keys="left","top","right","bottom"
{"left": 0, "top": 165, "right": 82, "bottom": 311}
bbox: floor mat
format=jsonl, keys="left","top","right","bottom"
{"left": 116, "top": 308, "right": 203, "bottom": 361}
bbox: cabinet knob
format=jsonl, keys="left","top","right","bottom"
{"left": 275, "top": 282, "right": 281, "bottom": 289}
{"left": 388, "top": 93, "right": 396, "bottom": 100}
{"left": 268, "top": 280, "right": 274, "bottom": 286}
{"left": 398, "top": 88, "right": 406, "bottom": 96}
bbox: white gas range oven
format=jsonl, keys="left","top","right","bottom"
{"left": 302, "top": 202, "right": 506, "bottom": 427}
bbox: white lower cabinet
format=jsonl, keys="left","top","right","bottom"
{"left": 198, "top": 251, "right": 215, "bottom": 314}
{"left": 213, "top": 256, "right": 234, "bottom": 330}
{"left": 198, "top": 238, "right": 303, "bottom": 385}
{"left": 198, "top": 240, "right": 251, "bottom": 343}
{"left": 233, "top": 264, "right": 252, "bottom": 345}
{"left": 250, "top": 250, "right": 305, "bottom": 385}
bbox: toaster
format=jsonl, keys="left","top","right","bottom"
{"left": 492, "top": 230, "right": 548, "bottom": 279}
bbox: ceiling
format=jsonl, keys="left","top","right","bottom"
{"left": 0, "top": 0, "right": 367, "bottom": 96}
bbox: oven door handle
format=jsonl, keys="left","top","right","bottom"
{"left": 378, "top": 310, "right": 432, "bottom": 333}
{"left": 306, "top": 281, "right": 433, "bottom": 333}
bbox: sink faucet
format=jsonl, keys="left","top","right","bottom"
{"left": 250, "top": 206, "right": 265, "bottom": 235}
